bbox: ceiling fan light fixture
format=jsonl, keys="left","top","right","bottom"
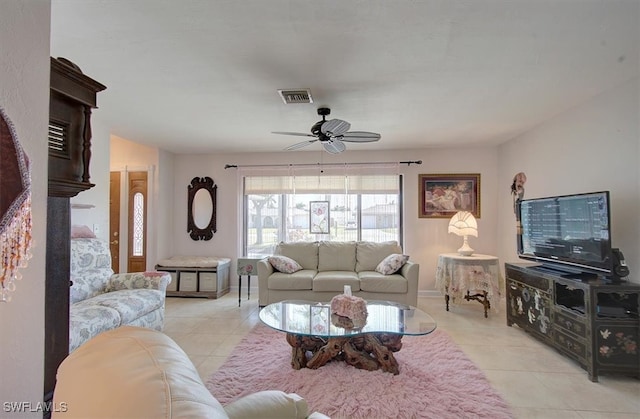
{"left": 278, "top": 89, "right": 313, "bottom": 104}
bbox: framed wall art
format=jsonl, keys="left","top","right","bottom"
{"left": 418, "top": 173, "right": 481, "bottom": 218}
{"left": 309, "top": 201, "right": 330, "bottom": 234}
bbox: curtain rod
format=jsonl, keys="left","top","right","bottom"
{"left": 224, "top": 160, "right": 422, "bottom": 169}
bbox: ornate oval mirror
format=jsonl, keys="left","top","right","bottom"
{"left": 187, "top": 176, "right": 217, "bottom": 240}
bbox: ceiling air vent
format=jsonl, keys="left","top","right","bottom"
{"left": 278, "top": 89, "right": 313, "bottom": 104}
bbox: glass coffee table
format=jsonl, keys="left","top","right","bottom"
{"left": 259, "top": 300, "right": 437, "bottom": 374}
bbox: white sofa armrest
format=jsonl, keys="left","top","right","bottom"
{"left": 106, "top": 271, "right": 172, "bottom": 293}
{"left": 400, "top": 261, "right": 419, "bottom": 307}
{"left": 258, "top": 259, "right": 274, "bottom": 306}
{"left": 224, "top": 390, "right": 309, "bottom": 419}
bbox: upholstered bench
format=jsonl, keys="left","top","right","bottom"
{"left": 156, "top": 256, "right": 231, "bottom": 298}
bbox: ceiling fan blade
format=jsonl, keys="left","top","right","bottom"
{"left": 322, "top": 139, "right": 346, "bottom": 154}
{"left": 285, "top": 139, "right": 318, "bottom": 151}
{"left": 272, "top": 131, "right": 316, "bottom": 137}
{"left": 321, "top": 119, "right": 351, "bottom": 137}
{"left": 339, "top": 131, "right": 381, "bottom": 142}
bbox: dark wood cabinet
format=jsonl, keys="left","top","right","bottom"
{"left": 44, "top": 57, "right": 105, "bottom": 406}
{"left": 506, "top": 263, "right": 640, "bottom": 382}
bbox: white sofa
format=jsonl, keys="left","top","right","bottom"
{"left": 258, "top": 241, "right": 419, "bottom": 307}
{"left": 53, "top": 326, "right": 328, "bottom": 418}
{"left": 69, "top": 238, "right": 172, "bottom": 352}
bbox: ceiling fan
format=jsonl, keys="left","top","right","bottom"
{"left": 273, "top": 107, "right": 381, "bottom": 154}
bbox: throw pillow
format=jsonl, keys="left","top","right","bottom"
{"left": 268, "top": 255, "right": 303, "bottom": 274}
{"left": 375, "top": 254, "right": 410, "bottom": 275}
{"left": 71, "top": 224, "right": 96, "bottom": 239}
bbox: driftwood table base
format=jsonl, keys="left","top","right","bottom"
{"left": 285, "top": 333, "right": 403, "bottom": 374}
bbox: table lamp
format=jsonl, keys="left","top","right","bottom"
{"left": 448, "top": 211, "right": 478, "bottom": 256}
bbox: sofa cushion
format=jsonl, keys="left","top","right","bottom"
{"left": 276, "top": 242, "right": 318, "bottom": 270}
{"left": 70, "top": 269, "right": 109, "bottom": 304}
{"left": 375, "top": 254, "right": 410, "bottom": 275}
{"left": 70, "top": 238, "right": 114, "bottom": 303}
{"left": 312, "top": 271, "right": 360, "bottom": 292}
{"left": 355, "top": 241, "right": 403, "bottom": 272}
{"left": 359, "top": 271, "right": 408, "bottom": 294}
{"left": 268, "top": 255, "right": 303, "bottom": 274}
{"left": 318, "top": 241, "right": 356, "bottom": 272}
{"left": 86, "top": 289, "right": 165, "bottom": 324}
{"left": 268, "top": 270, "right": 315, "bottom": 290}
{"left": 69, "top": 303, "right": 122, "bottom": 352}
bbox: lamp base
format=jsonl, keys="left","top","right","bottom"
{"left": 457, "top": 247, "right": 474, "bottom": 256}
{"left": 457, "top": 236, "right": 474, "bottom": 256}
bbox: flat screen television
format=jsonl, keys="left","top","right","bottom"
{"left": 516, "top": 191, "right": 613, "bottom": 278}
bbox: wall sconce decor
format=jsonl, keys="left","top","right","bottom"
{"left": 0, "top": 107, "right": 33, "bottom": 302}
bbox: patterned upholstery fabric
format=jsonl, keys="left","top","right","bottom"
{"left": 70, "top": 238, "right": 114, "bottom": 303}
{"left": 68, "top": 238, "right": 171, "bottom": 352}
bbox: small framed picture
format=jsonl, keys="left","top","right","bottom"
{"left": 309, "top": 201, "right": 330, "bottom": 234}
{"left": 418, "top": 173, "right": 481, "bottom": 218}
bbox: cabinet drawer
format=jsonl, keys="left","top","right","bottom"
{"left": 554, "top": 330, "right": 587, "bottom": 361}
{"left": 199, "top": 272, "right": 218, "bottom": 292}
{"left": 179, "top": 272, "right": 198, "bottom": 292}
{"left": 554, "top": 310, "right": 587, "bottom": 339}
{"left": 505, "top": 267, "right": 550, "bottom": 292}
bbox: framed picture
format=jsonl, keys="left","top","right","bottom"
{"left": 418, "top": 173, "right": 481, "bottom": 218}
{"left": 310, "top": 201, "right": 330, "bottom": 234}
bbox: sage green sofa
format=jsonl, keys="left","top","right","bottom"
{"left": 257, "top": 241, "right": 419, "bottom": 307}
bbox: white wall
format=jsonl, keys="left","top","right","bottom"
{"left": 0, "top": 1, "right": 50, "bottom": 415}
{"left": 70, "top": 115, "right": 111, "bottom": 240}
{"left": 170, "top": 147, "right": 499, "bottom": 292}
{"left": 498, "top": 78, "right": 640, "bottom": 283}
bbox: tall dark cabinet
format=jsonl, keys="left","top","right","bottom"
{"left": 44, "top": 57, "right": 105, "bottom": 405}
{"left": 506, "top": 263, "right": 640, "bottom": 382}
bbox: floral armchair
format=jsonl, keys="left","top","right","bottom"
{"left": 69, "top": 238, "right": 172, "bottom": 352}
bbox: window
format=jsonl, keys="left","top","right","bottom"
{"left": 242, "top": 167, "right": 403, "bottom": 256}
{"left": 132, "top": 192, "right": 145, "bottom": 256}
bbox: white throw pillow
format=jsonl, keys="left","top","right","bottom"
{"left": 375, "top": 254, "right": 410, "bottom": 275}
{"left": 268, "top": 255, "right": 303, "bottom": 274}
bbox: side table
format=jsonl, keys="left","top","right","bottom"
{"left": 435, "top": 253, "right": 503, "bottom": 318}
{"left": 237, "top": 256, "right": 265, "bottom": 307}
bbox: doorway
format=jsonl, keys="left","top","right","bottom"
{"left": 109, "top": 170, "right": 148, "bottom": 273}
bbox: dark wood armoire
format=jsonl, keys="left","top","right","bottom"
{"left": 44, "top": 57, "right": 106, "bottom": 407}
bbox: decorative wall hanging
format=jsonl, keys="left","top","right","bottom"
{"left": 510, "top": 172, "right": 527, "bottom": 216}
{"left": 0, "top": 107, "right": 33, "bottom": 302}
{"left": 187, "top": 176, "right": 217, "bottom": 240}
{"left": 310, "top": 201, "right": 330, "bottom": 234}
{"left": 418, "top": 173, "right": 481, "bottom": 218}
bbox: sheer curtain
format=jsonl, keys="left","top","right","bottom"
{"left": 240, "top": 163, "right": 402, "bottom": 255}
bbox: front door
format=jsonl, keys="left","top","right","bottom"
{"left": 127, "top": 171, "right": 148, "bottom": 272}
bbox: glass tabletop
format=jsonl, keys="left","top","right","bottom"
{"left": 259, "top": 300, "right": 437, "bottom": 338}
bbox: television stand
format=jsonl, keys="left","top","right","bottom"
{"left": 506, "top": 263, "right": 640, "bottom": 382}
{"left": 561, "top": 272, "right": 599, "bottom": 281}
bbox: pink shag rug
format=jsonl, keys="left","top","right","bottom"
{"left": 206, "top": 324, "right": 513, "bottom": 419}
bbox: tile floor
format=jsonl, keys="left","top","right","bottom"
{"left": 164, "top": 293, "right": 640, "bottom": 419}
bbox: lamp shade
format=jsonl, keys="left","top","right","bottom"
{"left": 447, "top": 211, "right": 478, "bottom": 237}
{"left": 448, "top": 211, "right": 477, "bottom": 256}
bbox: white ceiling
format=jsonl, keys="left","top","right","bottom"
{"left": 50, "top": 0, "right": 639, "bottom": 155}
